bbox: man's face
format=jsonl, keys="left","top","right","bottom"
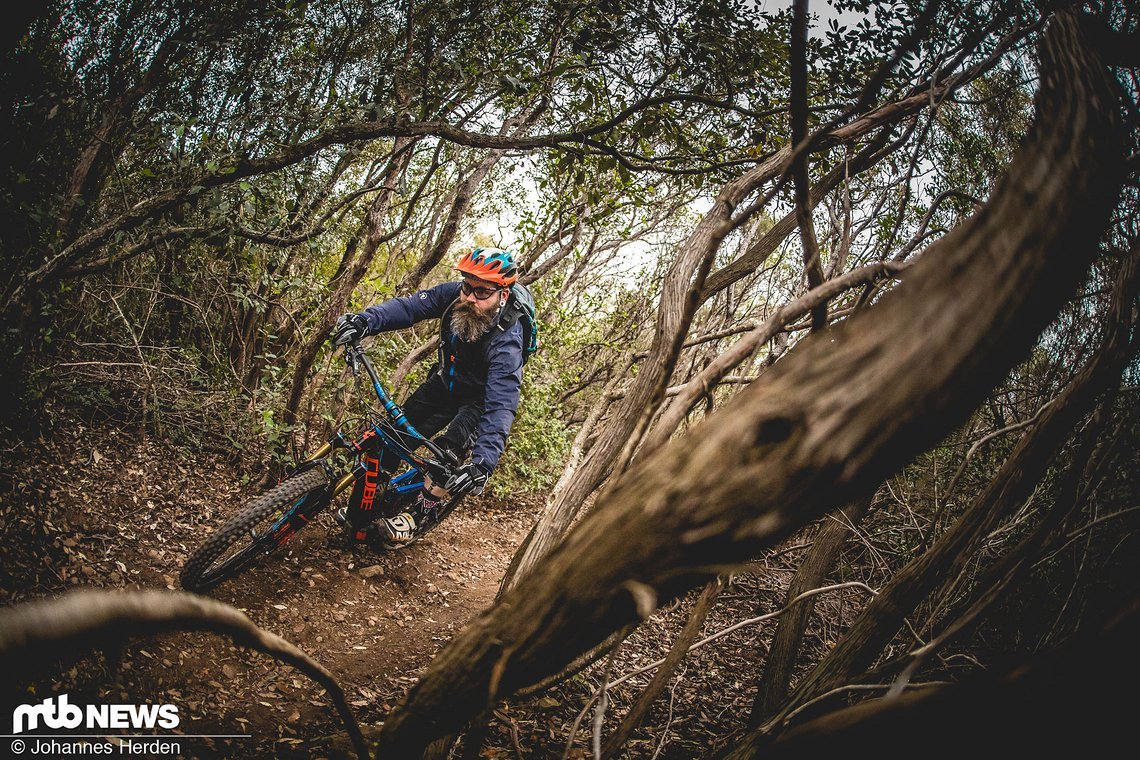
{"left": 451, "top": 275, "right": 505, "bottom": 341}
{"left": 459, "top": 276, "right": 505, "bottom": 313}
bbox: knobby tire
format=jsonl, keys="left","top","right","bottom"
{"left": 180, "top": 467, "right": 329, "bottom": 592}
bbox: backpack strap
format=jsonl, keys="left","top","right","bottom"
{"left": 494, "top": 293, "right": 525, "bottom": 335}
{"left": 438, "top": 298, "right": 458, "bottom": 390}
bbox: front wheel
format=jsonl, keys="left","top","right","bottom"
{"left": 180, "top": 467, "right": 330, "bottom": 593}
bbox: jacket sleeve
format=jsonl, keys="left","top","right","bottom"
{"left": 360, "top": 282, "right": 461, "bottom": 333}
{"left": 470, "top": 321, "right": 525, "bottom": 474}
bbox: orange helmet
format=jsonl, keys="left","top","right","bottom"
{"left": 455, "top": 247, "right": 518, "bottom": 287}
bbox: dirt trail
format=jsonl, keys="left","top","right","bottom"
{"left": 0, "top": 421, "right": 538, "bottom": 757}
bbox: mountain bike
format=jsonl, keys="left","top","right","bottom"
{"left": 179, "top": 341, "right": 461, "bottom": 593}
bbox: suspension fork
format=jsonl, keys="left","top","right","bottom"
{"left": 293, "top": 432, "right": 355, "bottom": 486}
{"left": 331, "top": 466, "right": 361, "bottom": 497}
{"left": 303, "top": 440, "right": 334, "bottom": 462}
{"left": 300, "top": 430, "right": 352, "bottom": 465}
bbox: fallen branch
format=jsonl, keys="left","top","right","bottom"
{"left": 0, "top": 590, "right": 368, "bottom": 760}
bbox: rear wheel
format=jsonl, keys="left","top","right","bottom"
{"left": 180, "top": 467, "right": 330, "bottom": 592}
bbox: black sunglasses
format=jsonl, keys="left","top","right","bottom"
{"left": 460, "top": 281, "right": 502, "bottom": 300}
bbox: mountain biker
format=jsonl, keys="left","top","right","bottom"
{"left": 330, "top": 247, "right": 524, "bottom": 547}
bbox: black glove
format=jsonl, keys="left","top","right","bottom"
{"left": 332, "top": 313, "right": 368, "bottom": 346}
{"left": 444, "top": 462, "right": 488, "bottom": 496}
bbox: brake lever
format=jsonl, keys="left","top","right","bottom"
{"left": 423, "top": 438, "right": 460, "bottom": 469}
{"left": 344, "top": 344, "right": 361, "bottom": 375}
{"left": 438, "top": 463, "right": 459, "bottom": 492}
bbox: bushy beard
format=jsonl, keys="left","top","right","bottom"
{"left": 451, "top": 299, "right": 499, "bottom": 341}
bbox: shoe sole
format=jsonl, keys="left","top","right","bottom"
{"left": 378, "top": 533, "right": 420, "bottom": 550}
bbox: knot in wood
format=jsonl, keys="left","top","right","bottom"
{"left": 754, "top": 416, "right": 794, "bottom": 445}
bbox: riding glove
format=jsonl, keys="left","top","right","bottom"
{"left": 332, "top": 312, "right": 369, "bottom": 346}
{"left": 445, "top": 462, "right": 488, "bottom": 496}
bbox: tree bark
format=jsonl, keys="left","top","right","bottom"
{"left": 498, "top": 365, "right": 631, "bottom": 597}
{"left": 376, "top": 14, "right": 1125, "bottom": 756}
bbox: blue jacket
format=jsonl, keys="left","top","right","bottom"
{"left": 360, "top": 282, "right": 524, "bottom": 474}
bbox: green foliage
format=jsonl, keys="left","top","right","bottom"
{"left": 3, "top": 0, "right": 1127, "bottom": 509}
{"left": 491, "top": 354, "right": 573, "bottom": 496}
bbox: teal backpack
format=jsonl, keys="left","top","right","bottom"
{"left": 503, "top": 282, "right": 540, "bottom": 362}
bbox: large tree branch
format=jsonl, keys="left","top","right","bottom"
{"left": 377, "top": 13, "right": 1126, "bottom": 755}
{"left": 0, "top": 94, "right": 744, "bottom": 318}
{"left": 0, "top": 590, "right": 367, "bottom": 760}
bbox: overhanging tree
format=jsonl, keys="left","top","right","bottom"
{"left": 378, "top": 12, "right": 1127, "bottom": 754}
